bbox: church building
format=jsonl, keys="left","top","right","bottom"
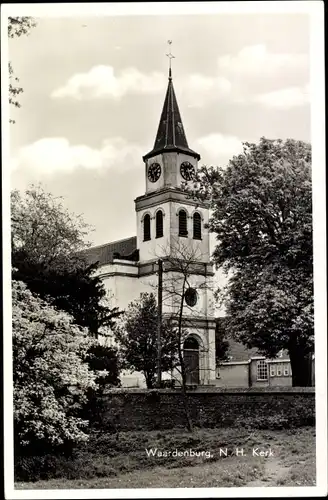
{"left": 84, "top": 65, "right": 217, "bottom": 387}
{"left": 83, "top": 64, "right": 310, "bottom": 389}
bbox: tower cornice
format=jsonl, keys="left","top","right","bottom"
{"left": 143, "top": 145, "right": 200, "bottom": 162}
{"left": 135, "top": 186, "right": 209, "bottom": 212}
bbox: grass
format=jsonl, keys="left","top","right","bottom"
{"left": 273, "top": 430, "right": 316, "bottom": 487}
{"left": 15, "top": 426, "right": 315, "bottom": 489}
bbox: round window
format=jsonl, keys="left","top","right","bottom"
{"left": 184, "top": 287, "right": 198, "bottom": 307}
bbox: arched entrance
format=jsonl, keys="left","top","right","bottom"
{"left": 183, "top": 336, "right": 200, "bottom": 385}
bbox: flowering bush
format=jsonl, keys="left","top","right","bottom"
{"left": 12, "top": 280, "right": 105, "bottom": 452}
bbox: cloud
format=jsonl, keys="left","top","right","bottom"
{"left": 196, "top": 133, "right": 244, "bottom": 166}
{"left": 12, "top": 137, "right": 143, "bottom": 175}
{"left": 51, "top": 65, "right": 166, "bottom": 100}
{"left": 182, "top": 44, "right": 308, "bottom": 108}
{"left": 179, "top": 74, "right": 231, "bottom": 108}
{"left": 217, "top": 44, "right": 308, "bottom": 78}
{"left": 254, "top": 84, "right": 310, "bottom": 108}
{"left": 51, "top": 64, "right": 232, "bottom": 107}
{"left": 50, "top": 45, "right": 308, "bottom": 109}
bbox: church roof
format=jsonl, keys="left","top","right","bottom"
{"left": 81, "top": 236, "right": 137, "bottom": 267}
{"left": 143, "top": 68, "right": 200, "bottom": 161}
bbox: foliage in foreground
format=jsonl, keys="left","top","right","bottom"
{"left": 189, "top": 138, "right": 313, "bottom": 386}
{"left": 114, "top": 293, "right": 178, "bottom": 388}
{"left": 13, "top": 280, "right": 106, "bottom": 455}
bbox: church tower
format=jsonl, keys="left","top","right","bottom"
{"left": 135, "top": 56, "right": 217, "bottom": 386}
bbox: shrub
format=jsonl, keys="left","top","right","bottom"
{"left": 13, "top": 281, "right": 103, "bottom": 455}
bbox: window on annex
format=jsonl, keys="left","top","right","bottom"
{"left": 178, "top": 209, "right": 188, "bottom": 237}
{"left": 156, "top": 210, "right": 163, "bottom": 238}
{"left": 257, "top": 360, "right": 268, "bottom": 381}
{"left": 143, "top": 214, "right": 151, "bottom": 241}
{"left": 193, "top": 212, "right": 202, "bottom": 240}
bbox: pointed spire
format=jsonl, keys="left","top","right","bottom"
{"left": 143, "top": 44, "right": 200, "bottom": 162}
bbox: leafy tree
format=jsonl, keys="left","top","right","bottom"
{"left": 114, "top": 293, "right": 178, "bottom": 389}
{"left": 11, "top": 185, "right": 122, "bottom": 337}
{"left": 8, "top": 16, "right": 36, "bottom": 38}
{"left": 8, "top": 16, "right": 37, "bottom": 122}
{"left": 11, "top": 185, "right": 90, "bottom": 268}
{"left": 12, "top": 280, "right": 103, "bottom": 454}
{"left": 190, "top": 138, "right": 313, "bottom": 386}
{"left": 86, "top": 344, "right": 120, "bottom": 388}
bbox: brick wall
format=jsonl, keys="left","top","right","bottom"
{"left": 99, "top": 387, "right": 315, "bottom": 431}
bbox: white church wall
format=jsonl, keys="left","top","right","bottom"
{"left": 144, "top": 151, "right": 198, "bottom": 194}
{"left": 175, "top": 152, "right": 198, "bottom": 188}
{"left": 144, "top": 153, "right": 165, "bottom": 193}
{"left": 163, "top": 152, "right": 180, "bottom": 188}
{"left": 101, "top": 268, "right": 160, "bottom": 318}
{"left": 161, "top": 271, "right": 214, "bottom": 319}
{"left": 170, "top": 202, "right": 210, "bottom": 260}
{"left": 100, "top": 262, "right": 139, "bottom": 310}
{"left": 207, "top": 326, "right": 217, "bottom": 384}
{"left": 137, "top": 201, "right": 171, "bottom": 262}
{"left": 102, "top": 274, "right": 146, "bottom": 311}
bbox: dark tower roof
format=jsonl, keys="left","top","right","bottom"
{"left": 143, "top": 68, "right": 200, "bottom": 161}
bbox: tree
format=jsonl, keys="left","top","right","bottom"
{"left": 114, "top": 293, "right": 178, "bottom": 389}
{"left": 11, "top": 185, "right": 122, "bottom": 337}
{"left": 11, "top": 185, "right": 90, "bottom": 268}
{"left": 189, "top": 137, "right": 313, "bottom": 386}
{"left": 86, "top": 343, "right": 120, "bottom": 388}
{"left": 152, "top": 240, "right": 216, "bottom": 431}
{"left": 8, "top": 17, "right": 37, "bottom": 122}
{"left": 12, "top": 280, "right": 103, "bottom": 455}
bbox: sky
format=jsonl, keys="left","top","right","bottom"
{"left": 8, "top": 7, "right": 311, "bottom": 248}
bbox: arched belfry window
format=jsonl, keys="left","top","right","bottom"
{"left": 143, "top": 214, "right": 151, "bottom": 241}
{"left": 179, "top": 209, "right": 188, "bottom": 237}
{"left": 193, "top": 212, "right": 202, "bottom": 240}
{"left": 156, "top": 210, "right": 163, "bottom": 238}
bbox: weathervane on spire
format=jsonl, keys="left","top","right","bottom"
{"left": 166, "top": 40, "right": 175, "bottom": 78}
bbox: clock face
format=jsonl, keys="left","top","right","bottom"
{"left": 180, "top": 161, "right": 195, "bottom": 181}
{"left": 148, "top": 162, "right": 161, "bottom": 183}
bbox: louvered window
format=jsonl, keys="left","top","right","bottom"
{"left": 179, "top": 210, "right": 188, "bottom": 237}
{"left": 143, "top": 214, "right": 151, "bottom": 241}
{"left": 156, "top": 210, "right": 163, "bottom": 238}
{"left": 193, "top": 212, "right": 202, "bottom": 240}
